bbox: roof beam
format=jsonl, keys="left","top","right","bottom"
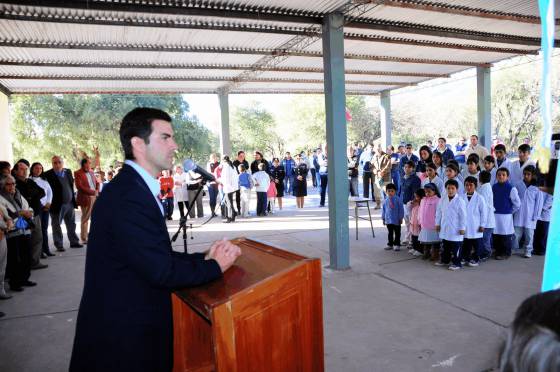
{"left": 0, "top": 61, "right": 449, "bottom": 78}
{"left": 7, "top": 90, "right": 378, "bottom": 96}
{"left": 0, "top": 75, "right": 413, "bottom": 86}
{"left": 347, "top": 18, "right": 556, "bottom": 48}
{"left": 0, "top": 0, "right": 322, "bottom": 24}
{"left": 0, "top": 81, "right": 11, "bottom": 96}
{"left": 0, "top": 41, "right": 489, "bottom": 66}
{"left": 367, "top": 0, "right": 545, "bottom": 24}
{"left": 344, "top": 33, "right": 538, "bottom": 54}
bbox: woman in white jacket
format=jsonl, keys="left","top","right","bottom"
{"left": 218, "top": 156, "right": 239, "bottom": 223}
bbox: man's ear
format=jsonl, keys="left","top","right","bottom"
{"left": 131, "top": 136, "right": 145, "bottom": 155}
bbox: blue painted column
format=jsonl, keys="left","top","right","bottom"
{"left": 218, "top": 91, "right": 231, "bottom": 157}
{"left": 380, "top": 90, "right": 392, "bottom": 149}
{"left": 322, "top": 12, "right": 350, "bottom": 270}
{"left": 477, "top": 66, "right": 492, "bottom": 149}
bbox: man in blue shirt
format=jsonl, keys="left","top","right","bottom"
{"left": 282, "top": 152, "right": 296, "bottom": 195}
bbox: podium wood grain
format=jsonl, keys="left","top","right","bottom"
{"left": 172, "top": 237, "right": 324, "bottom": 372}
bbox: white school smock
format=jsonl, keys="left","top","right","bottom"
{"left": 513, "top": 183, "right": 544, "bottom": 230}
{"left": 421, "top": 176, "right": 445, "bottom": 197}
{"left": 494, "top": 186, "right": 520, "bottom": 235}
{"left": 463, "top": 192, "right": 487, "bottom": 239}
{"left": 510, "top": 159, "right": 536, "bottom": 187}
{"left": 436, "top": 195, "right": 466, "bottom": 242}
{"left": 495, "top": 157, "right": 513, "bottom": 174}
{"left": 539, "top": 192, "right": 553, "bottom": 222}
{"left": 477, "top": 183, "right": 495, "bottom": 229}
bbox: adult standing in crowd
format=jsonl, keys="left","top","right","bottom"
{"left": 293, "top": 153, "right": 309, "bottom": 209}
{"left": 433, "top": 137, "right": 454, "bottom": 166}
{"left": 416, "top": 145, "right": 433, "bottom": 174}
{"left": 0, "top": 174, "right": 35, "bottom": 292}
{"left": 70, "top": 107, "right": 240, "bottom": 372}
{"left": 465, "top": 134, "right": 489, "bottom": 169}
{"left": 371, "top": 144, "right": 392, "bottom": 209}
{"left": 219, "top": 155, "right": 239, "bottom": 223}
{"left": 250, "top": 151, "right": 268, "bottom": 174}
{"left": 173, "top": 165, "right": 187, "bottom": 220}
{"left": 310, "top": 149, "right": 318, "bottom": 188}
{"left": 282, "top": 152, "right": 296, "bottom": 195}
{"left": 74, "top": 158, "right": 99, "bottom": 245}
{"left": 0, "top": 198, "right": 13, "bottom": 300}
{"left": 13, "top": 160, "right": 47, "bottom": 270}
{"left": 317, "top": 146, "right": 328, "bottom": 207}
{"left": 359, "top": 143, "right": 375, "bottom": 201}
{"left": 399, "top": 144, "right": 419, "bottom": 178}
{"left": 270, "top": 158, "right": 285, "bottom": 210}
{"left": 232, "top": 151, "right": 248, "bottom": 214}
{"left": 185, "top": 169, "right": 204, "bottom": 219}
{"left": 30, "top": 162, "right": 54, "bottom": 257}
{"left": 348, "top": 154, "right": 359, "bottom": 197}
{"left": 206, "top": 154, "right": 220, "bottom": 217}
{"left": 387, "top": 145, "right": 400, "bottom": 191}
{"left": 454, "top": 138, "right": 467, "bottom": 170}
{"left": 158, "top": 170, "right": 174, "bottom": 220}
{"left": 44, "top": 156, "right": 82, "bottom": 251}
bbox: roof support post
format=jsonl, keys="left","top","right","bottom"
{"left": 322, "top": 12, "right": 350, "bottom": 270}
{"left": 218, "top": 91, "right": 231, "bottom": 158}
{"left": 380, "top": 90, "right": 392, "bottom": 149}
{"left": 0, "top": 92, "right": 13, "bottom": 164}
{"left": 477, "top": 66, "right": 492, "bottom": 149}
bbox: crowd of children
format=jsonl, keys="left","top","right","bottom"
{"left": 381, "top": 143, "right": 553, "bottom": 271}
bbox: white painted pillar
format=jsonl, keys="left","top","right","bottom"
{"left": 379, "top": 90, "right": 392, "bottom": 148}
{"left": 0, "top": 92, "right": 13, "bottom": 163}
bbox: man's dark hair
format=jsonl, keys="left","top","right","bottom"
{"left": 16, "top": 158, "right": 30, "bottom": 167}
{"left": 479, "top": 170, "right": 491, "bottom": 184}
{"left": 119, "top": 107, "right": 172, "bottom": 160}
{"left": 445, "top": 179, "right": 459, "bottom": 189}
{"left": 471, "top": 134, "right": 479, "bottom": 140}
{"left": 494, "top": 144, "right": 507, "bottom": 152}
{"left": 80, "top": 158, "right": 89, "bottom": 167}
{"left": 237, "top": 150, "right": 245, "bottom": 156}
{"left": 438, "top": 137, "right": 446, "bottom": 143}
{"left": 385, "top": 183, "right": 397, "bottom": 191}
{"left": 0, "top": 161, "right": 11, "bottom": 173}
{"left": 518, "top": 144, "right": 531, "bottom": 153}
{"left": 464, "top": 176, "right": 478, "bottom": 187}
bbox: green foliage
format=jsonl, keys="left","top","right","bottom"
{"left": 346, "top": 96, "right": 380, "bottom": 145}
{"left": 11, "top": 94, "right": 216, "bottom": 169}
{"left": 230, "top": 102, "right": 285, "bottom": 158}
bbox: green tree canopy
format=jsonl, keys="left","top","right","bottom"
{"left": 11, "top": 94, "right": 216, "bottom": 170}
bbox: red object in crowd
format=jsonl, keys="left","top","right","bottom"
{"left": 159, "top": 176, "right": 174, "bottom": 198}
{"left": 345, "top": 107, "right": 352, "bottom": 121}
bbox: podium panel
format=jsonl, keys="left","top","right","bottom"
{"left": 172, "top": 238, "right": 324, "bottom": 372}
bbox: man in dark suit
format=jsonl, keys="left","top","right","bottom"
{"left": 70, "top": 107, "right": 241, "bottom": 372}
{"left": 44, "top": 156, "right": 82, "bottom": 251}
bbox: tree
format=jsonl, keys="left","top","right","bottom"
{"left": 346, "top": 96, "right": 380, "bottom": 146}
{"left": 10, "top": 94, "right": 216, "bottom": 169}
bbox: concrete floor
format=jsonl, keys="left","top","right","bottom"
{"left": 0, "top": 190, "right": 543, "bottom": 372}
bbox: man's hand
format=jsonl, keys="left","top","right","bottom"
{"left": 478, "top": 226, "right": 485, "bottom": 233}
{"left": 6, "top": 219, "right": 14, "bottom": 231}
{"left": 435, "top": 225, "right": 440, "bottom": 232}
{"left": 459, "top": 229, "right": 465, "bottom": 235}
{"left": 20, "top": 210, "right": 33, "bottom": 219}
{"left": 206, "top": 239, "right": 242, "bottom": 273}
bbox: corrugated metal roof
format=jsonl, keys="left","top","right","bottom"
{"left": 0, "top": 0, "right": 551, "bottom": 95}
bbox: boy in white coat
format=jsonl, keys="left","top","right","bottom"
{"left": 435, "top": 179, "right": 467, "bottom": 271}
{"left": 477, "top": 170, "right": 495, "bottom": 260}
{"left": 493, "top": 144, "right": 512, "bottom": 175}
{"left": 513, "top": 165, "right": 544, "bottom": 258}
{"left": 461, "top": 176, "right": 487, "bottom": 266}
{"left": 510, "top": 144, "right": 536, "bottom": 187}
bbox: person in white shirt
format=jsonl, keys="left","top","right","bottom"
{"left": 461, "top": 157, "right": 480, "bottom": 182}
{"left": 172, "top": 165, "right": 188, "bottom": 220}
{"left": 477, "top": 171, "right": 495, "bottom": 259}
{"left": 461, "top": 177, "right": 487, "bottom": 266}
{"left": 494, "top": 144, "right": 513, "bottom": 175}
{"left": 421, "top": 163, "right": 445, "bottom": 197}
{"left": 252, "top": 163, "right": 270, "bottom": 216}
{"left": 218, "top": 156, "right": 239, "bottom": 223}
{"left": 482, "top": 155, "right": 497, "bottom": 185}
{"left": 510, "top": 144, "right": 536, "bottom": 188}
{"left": 30, "top": 162, "right": 54, "bottom": 257}
{"left": 513, "top": 166, "right": 544, "bottom": 258}
{"left": 435, "top": 179, "right": 466, "bottom": 271}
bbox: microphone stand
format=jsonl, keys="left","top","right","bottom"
{"left": 172, "top": 179, "right": 206, "bottom": 253}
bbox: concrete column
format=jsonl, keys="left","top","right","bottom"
{"left": 218, "top": 92, "right": 231, "bottom": 157}
{"left": 477, "top": 66, "right": 491, "bottom": 149}
{"left": 322, "top": 12, "right": 350, "bottom": 270}
{"left": 379, "top": 90, "right": 392, "bottom": 148}
{"left": 0, "top": 92, "right": 12, "bottom": 163}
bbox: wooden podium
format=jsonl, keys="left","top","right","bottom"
{"left": 172, "top": 237, "right": 324, "bottom": 372}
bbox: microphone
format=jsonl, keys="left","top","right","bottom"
{"left": 183, "top": 159, "right": 215, "bottom": 182}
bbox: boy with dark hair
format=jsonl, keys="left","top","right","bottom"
{"left": 493, "top": 144, "right": 512, "bottom": 175}
{"left": 435, "top": 179, "right": 466, "bottom": 271}
{"left": 510, "top": 143, "right": 536, "bottom": 187}
{"left": 462, "top": 177, "right": 487, "bottom": 266}
{"left": 478, "top": 170, "right": 495, "bottom": 259}
{"left": 382, "top": 183, "right": 404, "bottom": 251}
{"left": 492, "top": 167, "right": 521, "bottom": 260}
{"left": 513, "top": 165, "right": 544, "bottom": 258}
